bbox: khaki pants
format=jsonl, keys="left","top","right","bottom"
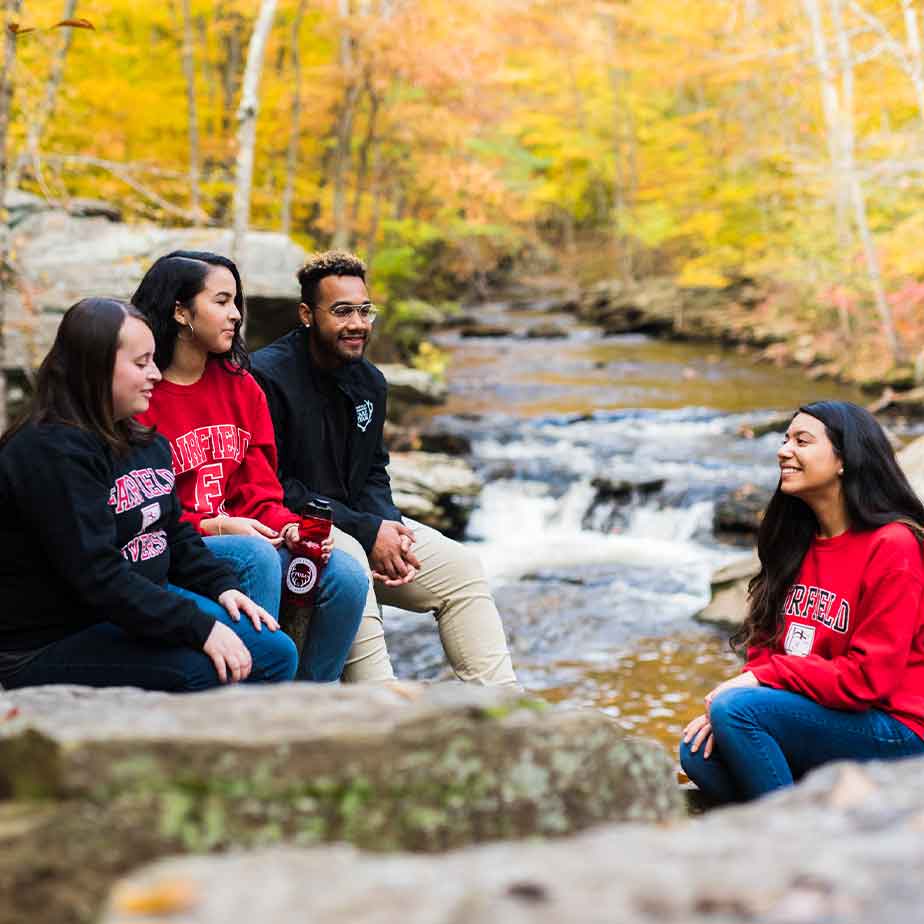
{"left": 333, "top": 519, "right": 518, "bottom": 685}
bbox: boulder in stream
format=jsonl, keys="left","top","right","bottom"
{"left": 0, "top": 683, "right": 683, "bottom": 924}
{"left": 102, "top": 755, "right": 924, "bottom": 924}
{"left": 713, "top": 483, "right": 773, "bottom": 539}
{"left": 694, "top": 552, "right": 759, "bottom": 630}
{"left": 378, "top": 364, "right": 448, "bottom": 405}
{"left": 388, "top": 451, "right": 482, "bottom": 538}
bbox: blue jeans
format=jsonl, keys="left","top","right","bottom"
{"left": 204, "top": 537, "right": 366, "bottom": 682}
{"left": 680, "top": 686, "right": 924, "bottom": 804}
{"left": 277, "top": 547, "right": 367, "bottom": 682}
{"left": 5, "top": 586, "right": 297, "bottom": 691}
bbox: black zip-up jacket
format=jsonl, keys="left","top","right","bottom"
{"left": 252, "top": 327, "right": 401, "bottom": 554}
{"left": 0, "top": 423, "right": 236, "bottom": 658}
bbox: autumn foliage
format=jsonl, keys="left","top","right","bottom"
{"left": 7, "top": 1, "right": 924, "bottom": 362}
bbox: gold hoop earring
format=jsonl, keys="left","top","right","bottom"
{"left": 177, "top": 321, "right": 195, "bottom": 342}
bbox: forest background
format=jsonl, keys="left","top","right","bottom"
{"left": 4, "top": 0, "right": 924, "bottom": 381}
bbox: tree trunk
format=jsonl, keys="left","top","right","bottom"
{"left": 0, "top": 0, "right": 24, "bottom": 432}
{"left": 331, "top": 0, "right": 359, "bottom": 250}
{"left": 179, "top": 0, "right": 203, "bottom": 221}
{"left": 350, "top": 78, "right": 379, "bottom": 231}
{"left": 281, "top": 0, "right": 306, "bottom": 237}
{"left": 901, "top": 1, "right": 924, "bottom": 131}
{"left": 231, "top": 0, "right": 279, "bottom": 266}
{"left": 829, "top": 0, "right": 901, "bottom": 361}
{"left": 7, "top": 0, "right": 76, "bottom": 192}
{"left": 802, "top": 0, "right": 851, "bottom": 255}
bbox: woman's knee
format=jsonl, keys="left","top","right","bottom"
{"left": 251, "top": 628, "right": 298, "bottom": 682}
{"left": 322, "top": 549, "right": 371, "bottom": 612}
{"left": 708, "top": 687, "right": 766, "bottom": 734}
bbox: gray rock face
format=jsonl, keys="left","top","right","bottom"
{"left": 898, "top": 433, "right": 924, "bottom": 501}
{"left": 100, "top": 756, "right": 924, "bottom": 924}
{"left": 5, "top": 207, "right": 307, "bottom": 367}
{"left": 694, "top": 552, "right": 759, "bottom": 629}
{"left": 0, "top": 683, "right": 682, "bottom": 924}
{"left": 389, "top": 451, "right": 482, "bottom": 538}
{"left": 378, "top": 364, "right": 448, "bottom": 405}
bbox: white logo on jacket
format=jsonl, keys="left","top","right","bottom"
{"left": 355, "top": 400, "right": 374, "bottom": 432}
{"left": 784, "top": 622, "right": 815, "bottom": 657}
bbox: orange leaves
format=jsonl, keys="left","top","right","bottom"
{"left": 7, "top": 18, "right": 95, "bottom": 36}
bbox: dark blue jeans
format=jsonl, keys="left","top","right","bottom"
{"left": 680, "top": 686, "right": 924, "bottom": 804}
{"left": 204, "top": 536, "right": 367, "bottom": 682}
{"left": 5, "top": 586, "right": 297, "bottom": 691}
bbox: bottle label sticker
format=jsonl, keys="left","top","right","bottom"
{"left": 285, "top": 556, "right": 318, "bottom": 595}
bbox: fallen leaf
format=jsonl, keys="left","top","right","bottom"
{"left": 111, "top": 878, "right": 199, "bottom": 916}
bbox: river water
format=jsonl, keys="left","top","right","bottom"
{"left": 386, "top": 303, "right": 868, "bottom": 753}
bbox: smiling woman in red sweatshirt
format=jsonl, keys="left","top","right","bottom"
{"left": 132, "top": 252, "right": 366, "bottom": 682}
{"left": 680, "top": 400, "right": 924, "bottom": 803}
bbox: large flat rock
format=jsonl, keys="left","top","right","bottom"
{"left": 102, "top": 756, "right": 924, "bottom": 924}
{"left": 0, "top": 683, "right": 681, "bottom": 924}
{"left": 5, "top": 207, "right": 307, "bottom": 368}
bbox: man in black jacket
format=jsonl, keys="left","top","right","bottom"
{"left": 252, "top": 251, "right": 517, "bottom": 685}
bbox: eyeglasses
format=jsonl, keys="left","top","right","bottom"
{"left": 321, "top": 302, "right": 378, "bottom": 322}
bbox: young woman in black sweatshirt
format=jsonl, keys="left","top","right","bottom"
{"left": 0, "top": 298, "right": 297, "bottom": 690}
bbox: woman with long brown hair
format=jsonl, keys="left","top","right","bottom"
{"left": 0, "top": 298, "right": 297, "bottom": 690}
{"left": 681, "top": 401, "right": 924, "bottom": 802}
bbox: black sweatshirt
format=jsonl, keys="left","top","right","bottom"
{"left": 0, "top": 423, "right": 237, "bottom": 666}
{"left": 252, "top": 327, "right": 402, "bottom": 554}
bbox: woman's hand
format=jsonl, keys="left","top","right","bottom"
{"left": 218, "top": 589, "right": 279, "bottom": 633}
{"left": 203, "top": 516, "right": 282, "bottom": 546}
{"left": 202, "top": 621, "right": 253, "bottom": 684}
{"left": 682, "top": 713, "right": 715, "bottom": 758}
{"left": 704, "top": 670, "right": 759, "bottom": 718}
{"left": 281, "top": 525, "right": 333, "bottom": 564}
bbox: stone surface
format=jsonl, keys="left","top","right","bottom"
{"left": 694, "top": 552, "right": 759, "bottom": 629}
{"left": 523, "top": 322, "right": 568, "bottom": 339}
{"left": 713, "top": 483, "right": 773, "bottom": 536}
{"left": 0, "top": 683, "right": 682, "bottom": 924}
{"left": 5, "top": 206, "right": 307, "bottom": 367}
{"left": 389, "top": 451, "right": 483, "bottom": 538}
{"left": 101, "top": 756, "right": 924, "bottom": 924}
{"left": 378, "top": 363, "right": 448, "bottom": 405}
{"left": 898, "top": 433, "right": 924, "bottom": 501}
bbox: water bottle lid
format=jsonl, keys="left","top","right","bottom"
{"left": 301, "top": 498, "right": 332, "bottom": 520}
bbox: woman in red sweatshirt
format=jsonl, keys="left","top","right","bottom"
{"left": 132, "top": 252, "right": 366, "bottom": 682}
{"left": 681, "top": 400, "right": 924, "bottom": 802}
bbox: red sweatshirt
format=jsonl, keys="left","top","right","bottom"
{"left": 747, "top": 522, "right": 924, "bottom": 739}
{"left": 138, "top": 359, "right": 298, "bottom": 535}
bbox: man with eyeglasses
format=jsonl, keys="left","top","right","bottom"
{"left": 252, "top": 251, "right": 518, "bottom": 686}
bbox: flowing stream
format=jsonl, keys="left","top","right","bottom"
{"left": 386, "top": 302, "right": 869, "bottom": 752}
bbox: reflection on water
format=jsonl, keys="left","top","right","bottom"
{"left": 432, "top": 315, "right": 865, "bottom": 419}
{"left": 531, "top": 631, "right": 742, "bottom": 755}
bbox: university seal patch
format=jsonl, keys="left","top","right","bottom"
{"left": 355, "top": 399, "right": 374, "bottom": 432}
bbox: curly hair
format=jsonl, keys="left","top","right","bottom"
{"left": 297, "top": 251, "right": 366, "bottom": 307}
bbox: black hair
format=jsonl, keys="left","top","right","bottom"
{"left": 0, "top": 298, "right": 155, "bottom": 455}
{"left": 131, "top": 250, "right": 249, "bottom": 373}
{"left": 734, "top": 400, "right": 924, "bottom": 652}
{"left": 297, "top": 250, "right": 366, "bottom": 307}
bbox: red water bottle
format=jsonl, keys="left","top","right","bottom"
{"left": 282, "top": 499, "right": 332, "bottom": 610}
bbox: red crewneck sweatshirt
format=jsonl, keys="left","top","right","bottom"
{"left": 747, "top": 522, "right": 924, "bottom": 739}
{"left": 138, "top": 359, "right": 298, "bottom": 535}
